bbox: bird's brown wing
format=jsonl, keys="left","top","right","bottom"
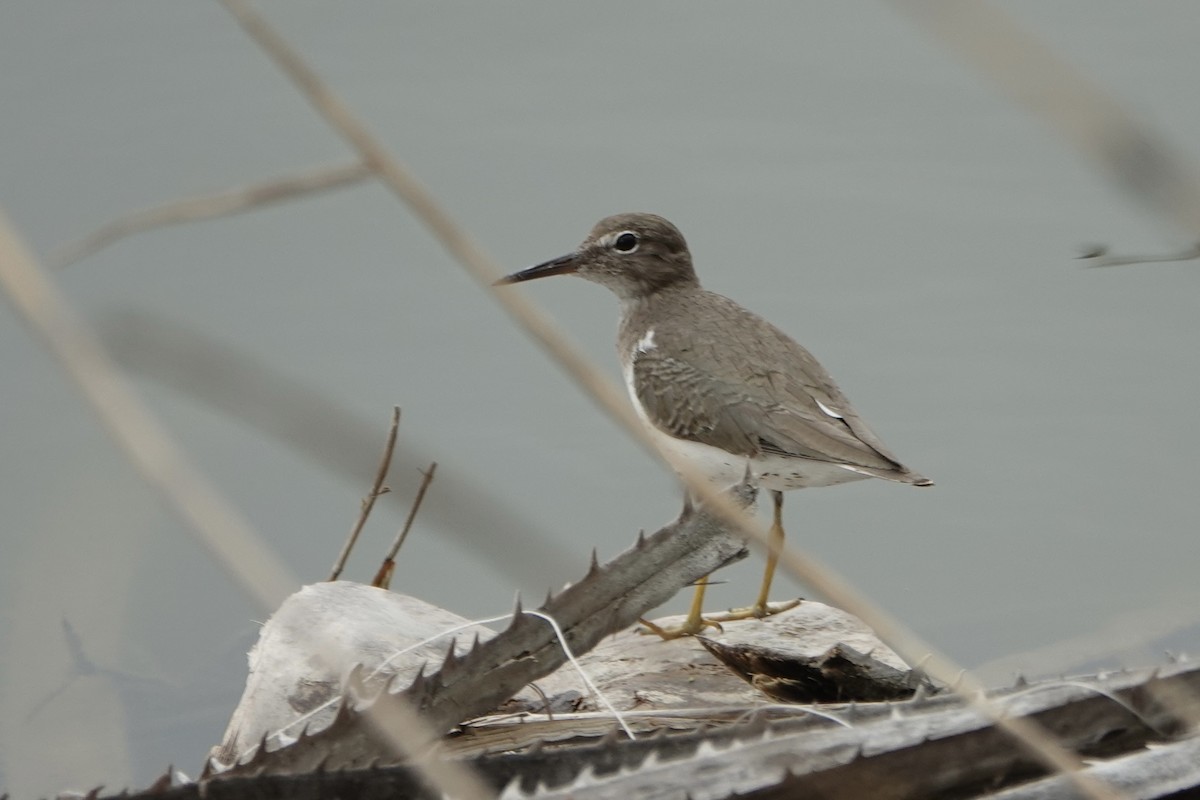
{"left": 631, "top": 348, "right": 909, "bottom": 476}
{"left": 622, "top": 287, "right": 929, "bottom": 484}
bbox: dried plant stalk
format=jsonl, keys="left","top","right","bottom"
{"left": 372, "top": 462, "right": 437, "bottom": 590}
{"left": 331, "top": 407, "right": 402, "bottom": 581}
{"left": 49, "top": 162, "right": 371, "bottom": 269}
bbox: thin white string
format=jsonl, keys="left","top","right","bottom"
{"left": 525, "top": 609, "right": 636, "bottom": 740}
{"left": 730, "top": 704, "right": 854, "bottom": 730}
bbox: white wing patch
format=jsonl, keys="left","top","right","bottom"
{"left": 635, "top": 329, "right": 657, "bottom": 354}
{"left": 816, "top": 399, "right": 843, "bottom": 419}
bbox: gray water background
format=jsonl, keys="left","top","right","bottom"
{"left": 2, "top": 2, "right": 1199, "bottom": 795}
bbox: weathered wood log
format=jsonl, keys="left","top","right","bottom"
{"left": 504, "top": 662, "right": 1200, "bottom": 799}
{"left": 981, "top": 735, "right": 1200, "bottom": 799}
{"left": 694, "top": 600, "right": 931, "bottom": 703}
{"left": 496, "top": 601, "right": 921, "bottom": 717}
{"left": 110, "top": 662, "right": 1200, "bottom": 800}
{"left": 180, "top": 483, "right": 1200, "bottom": 798}
{"left": 206, "top": 488, "right": 755, "bottom": 776}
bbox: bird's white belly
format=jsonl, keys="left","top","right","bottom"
{"left": 624, "top": 364, "right": 868, "bottom": 492}
{"left": 641, "top": 423, "right": 868, "bottom": 491}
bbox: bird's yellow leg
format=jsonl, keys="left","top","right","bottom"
{"left": 708, "top": 490, "right": 800, "bottom": 621}
{"left": 754, "top": 490, "right": 785, "bottom": 614}
{"left": 639, "top": 576, "right": 724, "bottom": 639}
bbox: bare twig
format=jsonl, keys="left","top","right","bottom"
{"left": 330, "top": 406, "right": 401, "bottom": 582}
{"left": 47, "top": 161, "right": 371, "bottom": 269}
{"left": 0, "top": 208, "right": 296, "bottom": 612}
{"left": 215, "top": 2, "right": 1120, "bottom": 796}
{"left": 100, "top": 309, "right": 576, "bottom": 581}
{"left": 372, "top": 462, "right": 437, "bottom": 590}
{"left": 1078, "top": 241, "right": 1200, "bottom": 268}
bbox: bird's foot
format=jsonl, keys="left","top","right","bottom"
{"left": 706, "top": 598, "right": 802, "bottom": 622}
{"left": 637, "top": 615, "right": 724, "bottom": 640}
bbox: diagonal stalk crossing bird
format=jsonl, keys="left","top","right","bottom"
{"left": 497, "top": 213, "right": 932, "bottom": 638}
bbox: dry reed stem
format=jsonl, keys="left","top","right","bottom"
{"left": 372, "top": 461, "right": 438, "bottom": 590}
{"left": 893, "top": 0, "right": 1200, "bottom": 238}
{"left": 0, "top": 208, "right": 296, "bottom": 613}
{"left": 330, "top": 406, "right": 401, "bottom": 582}
{"left": 214, "top": 2, "right": 1120, "bottom": 796}
{"left": 354, "top": 693, "right": 489, "bottom": 800}
{"left": 48, "top": 162, "right": 371, "bottom": 270}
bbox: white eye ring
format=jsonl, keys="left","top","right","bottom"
{"left": 613, "top": 231, "right": 639, "bottom": 253}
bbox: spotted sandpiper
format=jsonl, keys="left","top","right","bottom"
{"left": 497, "top": 213, "right": 932, "bottom": 637}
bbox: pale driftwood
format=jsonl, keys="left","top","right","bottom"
{"left": 500, "top": 601, "right": 915, "bottom": 717}
{"left": 113, "top": 661, "right": 1200, "bottom": 799}
{"left": 498, "top": 662, "right": 1200, "bottom": 799}
{"left": 695, "top": 601, "right": 927, "bottom": 703}
{"left": 209, "top": 583, "right": 498, "bottom": 767}
{"left": 502, "top": 620, "right": 765, "bottom": 716}
{"left": 207, "top": 488, "right": 754, "bottom": 777}
{"left": 700, "top": 639, "right": 926, "bottom": 703}
{"left": 207, "top": 591, "right": 926, "bottom": 773}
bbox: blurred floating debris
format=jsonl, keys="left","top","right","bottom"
{"left": 126, "top": 592, "right": 1200, "bottom": 799}
{"left": 1077, "top": 241, "right": 1200, "bottom": 269}
{"left": 499, "top": 601, "right": 921, "bottom": 719}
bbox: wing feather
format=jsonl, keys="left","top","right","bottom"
{"left": 625, "top": 289, "right": 924, "bottom": 481}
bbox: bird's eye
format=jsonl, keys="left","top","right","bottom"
{"left": 613, "top": 232, "right": 639, "bottom": 253}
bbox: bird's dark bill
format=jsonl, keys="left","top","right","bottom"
{"left": 494, "top": 253, "right": 579, "bottom": 285}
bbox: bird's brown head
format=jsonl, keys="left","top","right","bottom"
{"left": 495, "top": 213, "right": 699, "bottom": 301}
